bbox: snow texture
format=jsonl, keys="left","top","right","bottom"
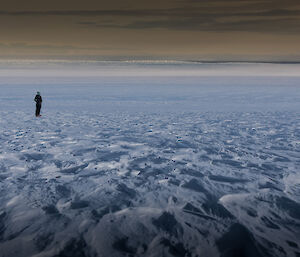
{"left": 0, "top": 62, "right": 300, "bottom": 257}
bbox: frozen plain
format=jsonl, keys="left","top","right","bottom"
{"left": 0, "top": 61, "right": 300, "bottom": 257}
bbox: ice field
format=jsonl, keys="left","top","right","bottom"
{"left": 0, "top": 61, "right": 300, "bottom": 257}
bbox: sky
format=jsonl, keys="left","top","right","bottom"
{"left": 0, "top": 0, "right": 300, "bottom": 61}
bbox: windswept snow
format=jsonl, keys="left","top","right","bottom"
{"left": 0, "top": 64, "right": 300, "bottom": 257}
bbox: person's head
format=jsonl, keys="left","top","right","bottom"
{"left": 37, "top": 91, "right": 40, "bottom": 95}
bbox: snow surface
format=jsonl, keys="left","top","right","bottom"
{"left": 0, "top": 62, "right": 300, "bottom": 257}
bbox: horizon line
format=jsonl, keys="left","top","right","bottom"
{"left": 0, "top": 58, "right": 300, "bottom": 65}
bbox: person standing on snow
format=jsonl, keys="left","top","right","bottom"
{"left": 34, "top": 91, "right": 42, "bottom": 117}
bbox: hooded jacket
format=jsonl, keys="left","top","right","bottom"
{"left": 34, "top": 95, "right": 42, "bottom": 105}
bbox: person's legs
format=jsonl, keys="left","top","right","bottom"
{"left": 37, "top": 104, "right": 41, "bottom": 116}
{"left": 36, "top": 104, "right": 41, "bottom": 116}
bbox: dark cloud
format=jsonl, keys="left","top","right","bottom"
{"left": 71, "top": 7, "right": 300, "bottom": 33}
{"left": 0, "top": 10, "right": 157, "bottom": 17}
{"left": 1, "top": 7, "right": 300, "bottom": 18}
{"left": 77, "top": 21, "right": 97, "bottom": 25}
{"left": 0, "top": 0, "right": 300, "bottom": 59}
{"left": 87, "top": 17, "right": 300, "bottom": 33}
{"left": 1, "top": 3, "right": 300, "bottom": 32}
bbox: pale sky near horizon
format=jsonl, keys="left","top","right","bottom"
{"left": 1, "top": 0, "right": 300, "bottom": 61}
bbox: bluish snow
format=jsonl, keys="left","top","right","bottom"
{"left": 0, "top": 61, "right": 300, "bottom": 257}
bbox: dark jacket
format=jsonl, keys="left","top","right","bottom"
{"left": 34, "top": 95, "right": 42, "bottom": 105}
